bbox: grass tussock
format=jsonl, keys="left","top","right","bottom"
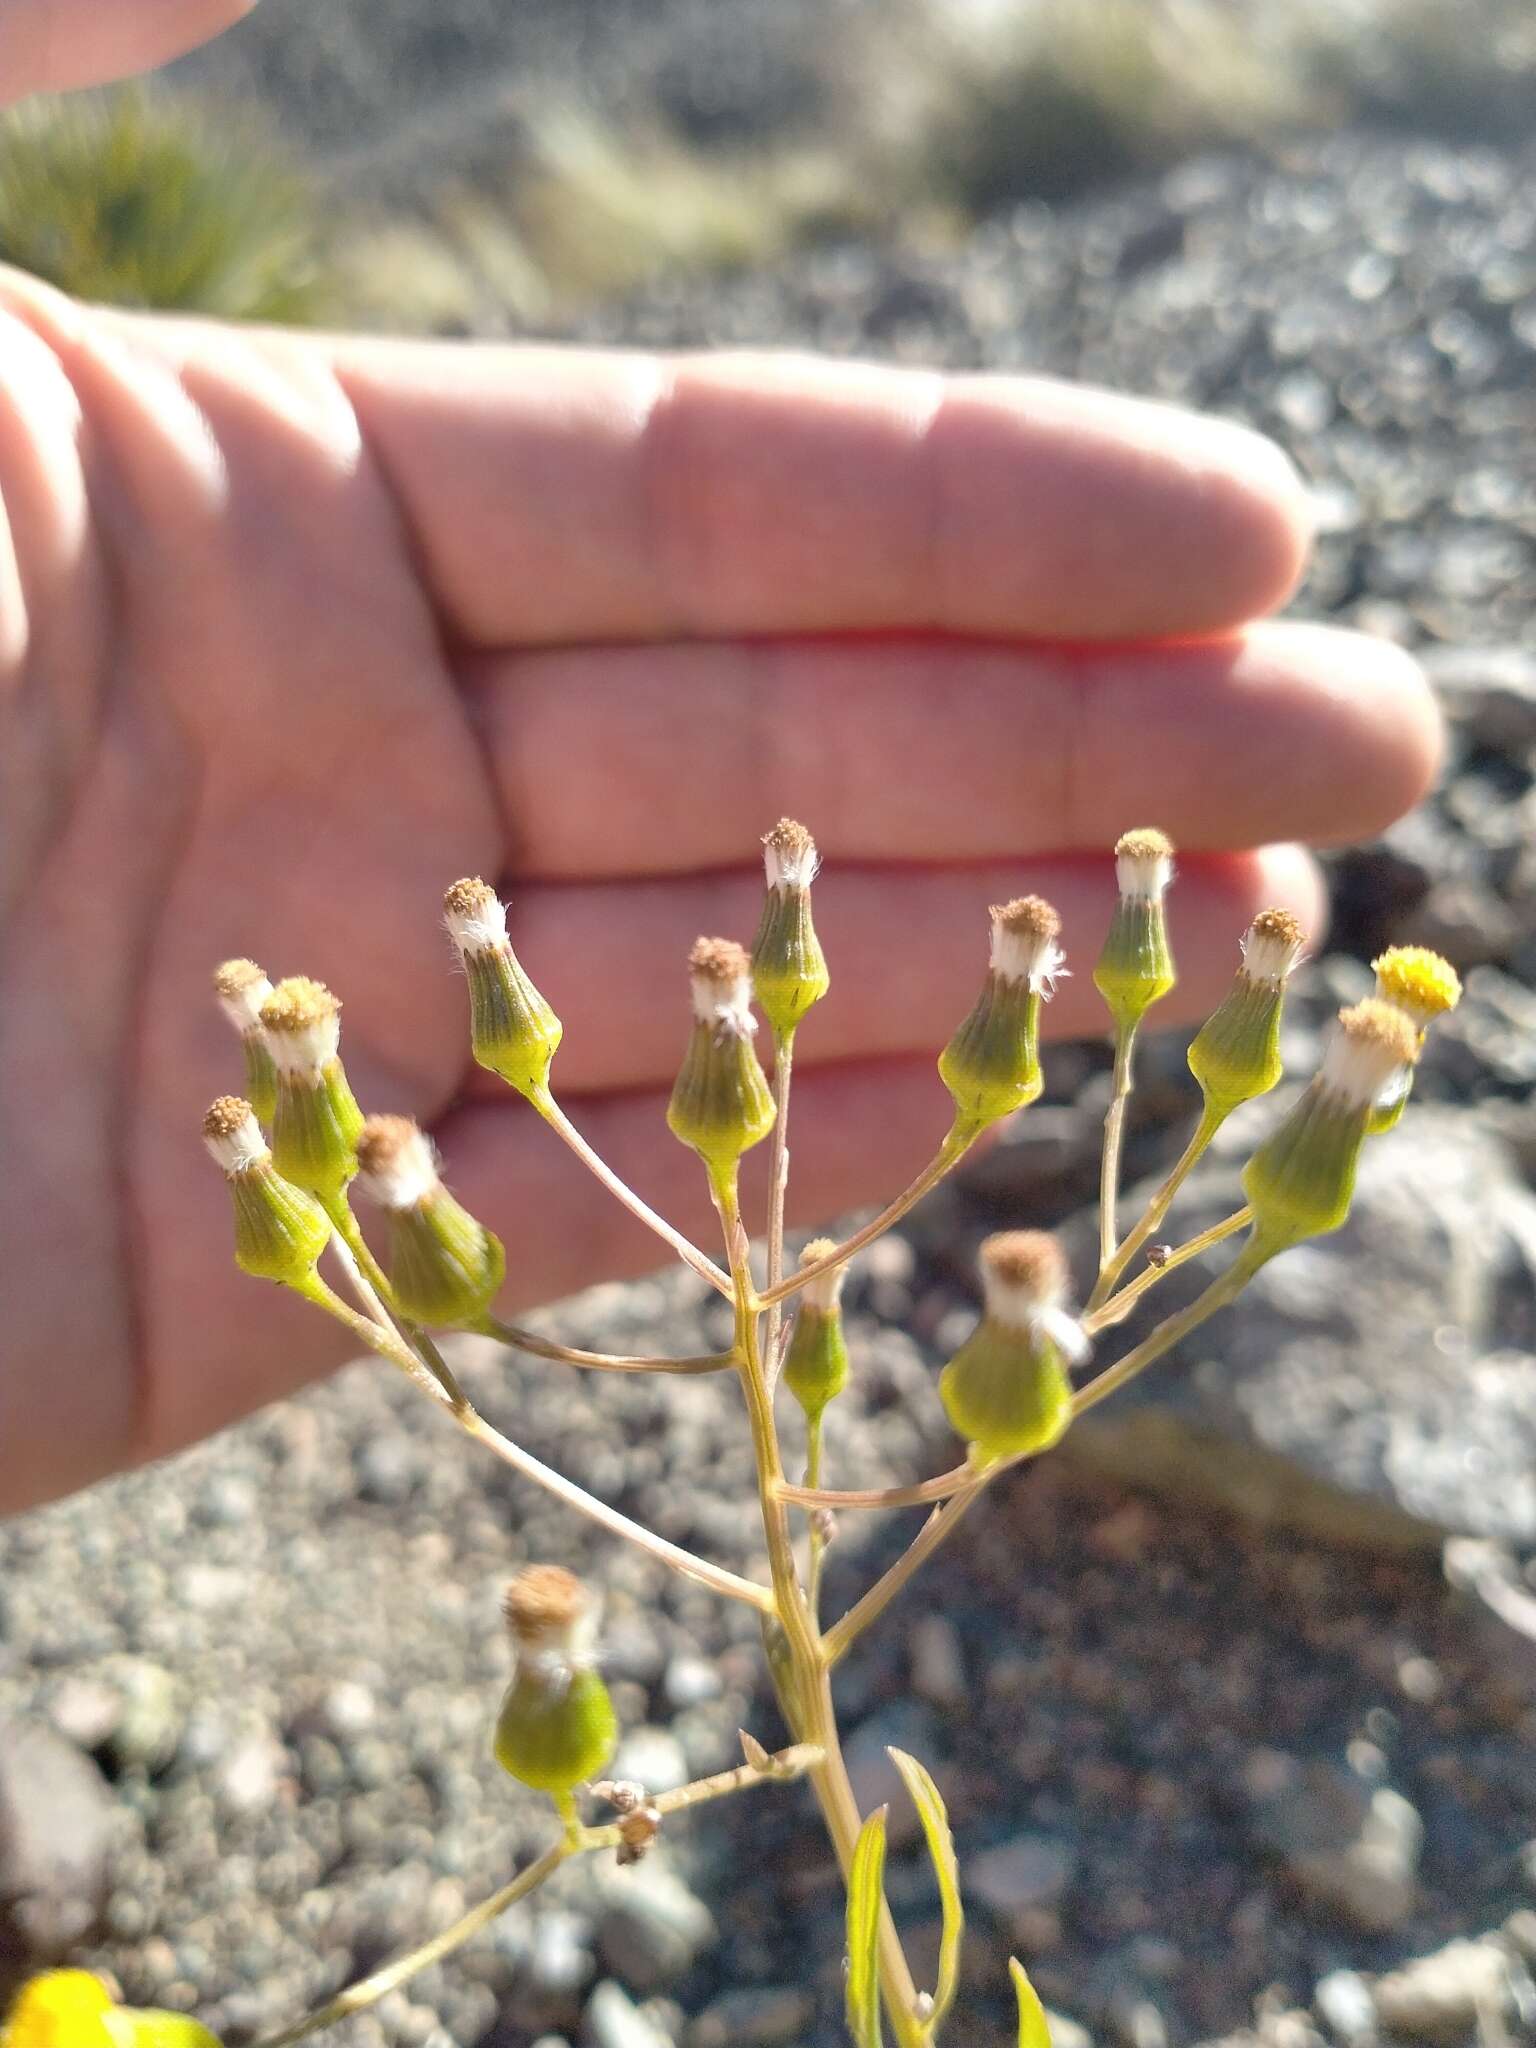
{"left": 0, "top": 89, "right": 328, "bottom": 321}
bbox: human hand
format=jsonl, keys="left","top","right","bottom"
{"left": 0, "top": 14, "right": 1440, "bottom": 1514}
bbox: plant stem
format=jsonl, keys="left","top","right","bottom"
{"left": 295, "top": 1274, "right": 768, "bottom": 1610}
{"left": 712, "top": 1170, "right": 927, "bottom": 2048}
{"left": 756, "top": 1120, "right": 976, "bottom": 1312}
{"left": 249, "top": 1841, "right": 569, "bottom": 2047}
{"left": 825, "top": 1482, "right": 990, "bottom": 1666}
{"left": 478, "top": 1315, "right": 735, "bottom": 1376}
{"left": 823, "top": 1237, "right": 1273, "bottom": 1666}
{"left": 457, "top": 1405, "right": 772, "bottom": 1610}
{"left": 249, "top": 1744, "right": 824, "bottom": 2048}
{"left": 1072, "top": 1237, "right": 1267, "bottom": 1419}
{"left": 1085, "top": 1204, "right": 1253, "bottom": 1335}
{"left": 531, "top": 1085, "right": 732, "bottom": 1298}
{"left": 321, "top": 1197, "right": 467, "bottom": 1406}
{"left": 1098, "top": 1021, "right": 1139, "bottom": 1271}
{"left": 1088, "top": 1097, "right": 1224, "bottom": 1310}
{"left": 763, "top": 1024, "right": 796, "bottom": 1387}
{"left": 781, "top": 1462, "right": 973, "bottom": 1511}
{"left": 805, "top": 1415, "right": 829, "bottom": 1618}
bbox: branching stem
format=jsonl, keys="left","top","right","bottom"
{"left": 756, "top": 1120, "right": 977, "bottom": 1312}
{"left": 1088, "top": 1097, "right": 1224, "bottom": 1311}
{"left": 531, "top": 1085, "right": 732, "bottom": 1298}
{"left": 1098, "top": 1022, "right": 1139, "bottom": 1271}
{"left": 478, "top": 1315, "right": 734, "bottom": 1376}
{"left": 1086, "top": 1204, "right": 1253, "bottom": 1334}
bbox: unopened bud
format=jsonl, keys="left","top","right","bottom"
{"left": 1243, "top": 999, "right": 1419, "bottom": 1248}
{"left": 258, "top": 978, "right": 365, "bottom": 1198}
{"left": 667, "top": 938, "right": 775, "bottom": 1177}
{"left": 202, "top": 1096, "right": 330, "bottom": 1284}
{"left": 354, "top": 1115, "right": 505, "bottom": 1326}
{"left": 939, "top": 896, "right": 1063, "bottom": 1131}
{"left": 494, "top": 1568, "right": 618, "bottom": 1797}
{"left": 939, "top": 1231, "right": 1085, "bottom": 1462}
{"left": 1187, "top": 908, "right": 1306, "bottom": 1114}
{"left": 751, "top": 818, "right": 830, "bottom": 1036}
{"left": 782, "top": 1238, "right": 851, "bottom": 1425}
{"left": 1093, "top": 829, "right": 1177, "bottom": 1031}
{"left": 444, "top": 878, "right": 563, "bottom": 1100}
{"left": 214, "top": 958, "right": 278, "bottom": 1123}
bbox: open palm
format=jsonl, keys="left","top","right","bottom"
{"left": 0, "top": 258, "right": 1439, "bottom": 1513}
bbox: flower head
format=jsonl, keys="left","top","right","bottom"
{"left": 444, "top": 879, "right": 563, "bottom": 1099}
{"left": 494, "top": 1566, "right": 618, "bottom": 1798}
{"left": 354, "top": 1113, "right": 504, "bottom": 1325}
{"left": 761, "top": 816, "right": 820, "bottom": 891}
{"left": 258, "top": 976, "right": 342, "bottom": 1079}
{"left": 688, "top": 936, "right": 757, "bottom": 1038}
{"left": 1241, "top": 908, "right": 1307, "bottom": 987}
{"left": 752, "top": 820, "right": 830, "bottom": 1033}
{"left": 1113, "top": 827, "right": 1174, "bottom": 901}
{"left": 202, "top": 1095, "right": 331, "bottom": 1283}
{"left": 1371, "top": 945, "right": 1462, "bottom": 1029}
{"left": 990, "top": 895, "right": 1066, "bottom": 994}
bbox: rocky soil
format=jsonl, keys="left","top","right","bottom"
{"left": 5, "top": 73, "right": 1536, "bottom": 2048}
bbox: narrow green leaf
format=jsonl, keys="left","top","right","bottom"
{"left": 888, "top": 1747, "right": 964, "bottom": 2029}
{"left": 1010, "top": 1958, "right": 1051, "bottom": 2048}
{"left": 846, "top": 1806, "right": 888, "bottom": 2048}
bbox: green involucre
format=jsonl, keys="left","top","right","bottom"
{"left": 940, "top": 1317, "right": 1073, "bottom": 1461}
{"left": 1093, "top": 898, "right": 1175, "bottom": 1029}
{"left": 269, "top": 1060, "right": 365, "bottom": 1198}
{"left": 1242, "top": 1080, "right": 1370, "bottom": 1246}
{"left": 493, "top": 1666, "right": 617, "bottom": 1795}
{"left": 939, "top": 976, "right": 1044, "bottom": 1130}
{"left": 667, "top": 1021, "right": 775, "bottom": 1174}
{"left": 751, "top": 886, "right": 829, "bottom": 1036}
{"left": 240, "top": 1034, "right": 278, "bottom": 1126}
{"left": 387, "top": 1192, "right": 505, "bottom": 1326}
{"left": 782, "top": 1304, "right": 849, "bottom": 1423}
{"left": 1187, "top": 973, "right": 1286, "bottom": 1112}
{"left": 228, "top": 1164, "right": 331, "bottom": 1284}
{"left": 466, "top": 948, "right": 563, "bottom": 1100}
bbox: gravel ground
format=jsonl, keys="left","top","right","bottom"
{"left": 4, "top": 100, "right": 1536, "bottom": 2048}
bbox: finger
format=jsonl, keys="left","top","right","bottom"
{"left": 465, "top": 844, "right": 1324, "bottom": 1098}
{"left": 470, "top": 622, "right": 1438, "bottom": 880}
{"left": 0, "top": 0, "right": 254, "bottom": 100}
{"left": 326, "top": 342, "right": 1311, "bottom": 646}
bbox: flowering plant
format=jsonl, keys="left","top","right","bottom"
{"left": 7, "top": 824, "right": 1459, "bottom": 2048}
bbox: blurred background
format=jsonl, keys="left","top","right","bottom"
{"left": 2, "top": 4, "right": 1536, "bottom": 2047}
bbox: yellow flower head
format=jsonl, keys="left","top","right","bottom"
{"left": 2, "top": 1972, "right": 223, "bottom": 2048}
{"left": 2, "top": 1973, "right": 115, "bottom": 2048}
{"left": 1371, "top": 945, "right": 1462, "bottom": 1028}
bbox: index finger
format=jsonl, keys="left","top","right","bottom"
{"left": 327, "top": 343, "right": 1312, "bottom": 647}
{"left": 0, "top": 0, "right": 255, "bottom": 101}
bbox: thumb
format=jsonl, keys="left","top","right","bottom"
{"left": 0, "top": 0, "right": 256, "bottom": 104}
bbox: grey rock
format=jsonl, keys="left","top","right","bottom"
{"left": 1044, "top": 2013, "right": 1097, "bottom": 2048}
{"left": 967, "top": 1834, "right": 1079, "bottom": 1923}
{"left": 1244, "top": 1750, "right": 1421, "bottom": 1933}
{"left": 531, "top": 1908, "right": 598, "bottom": 1997}
{"left": 1372, "top": 1937, "right": 1530, "bottom": 2041}
{"left": 1314, "top": 1969, "right": 1378, "bottom": 2044}
{"left": 661, "top": 1653, "right": 721, "bottom": 1710}
{"left": 217, "top": 1734, "right": 286, "bottom": 1816}
{"left": 103, "top": 1659, "right": 184, "bottom": 1775}
{"left": 908, "top": 1613, "right": 967, "bottom": 1708}
{"left": 0, "top": 1720, "right": 115, "bottom": 1961}
{"left": 582, "top": 1981, "right": 673, "bottom": 2048}
{"left": 597, "top": 1865, "right": 716, "bottom": 1991}
{"left": 1064, "top": 1111, "right": 1536, "bottom": 1549}
{"left": 610, "top": 1726, "right": 691, "bottom": 1797}
{"left": 688, "top": 1986, "right": 814, "bottom": 2045}
{"left": 1421, "top": 645, "right": 1536, "bottom": 751}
